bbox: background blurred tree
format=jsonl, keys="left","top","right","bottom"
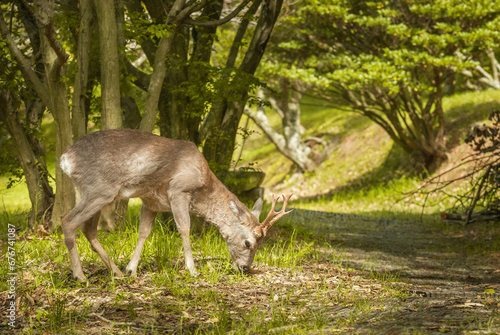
{"left": 243, "top": 80, "right": 324, "bottom": 173}
{"left": 265, "top": 0, "right": 500, "bottom": 172}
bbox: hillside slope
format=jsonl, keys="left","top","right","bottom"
{"left": 238, "top": 89, "right": 500, "bottom": 216}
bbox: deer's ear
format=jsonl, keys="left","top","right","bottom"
{"left": 230, "top": 200, "right": 246, "bottom": 220}
{"left": 251, "top": 198, "right": 263, "bottom": 220}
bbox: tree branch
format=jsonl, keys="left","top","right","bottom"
{"left": 125, "top": 60, "right": 151, "bottom": 91}
{"left": 226, "top": 0, "right": 262, "bottom": 68}
{"left": 466, "top": 164, "right": 492, "bottom": 225}
{"left": 173, "top": 0, "right": 208, "bottom": 24}
{"left": 183, "top": 0, "right": 253, "bottom": 27}
{"left": 0, "top": 8, "right": 51, "bottom": 109}
{"left": 21, "top": 0, "right": 69, "bottom": 71}
{"left": 43, "top": 20, "right": 69, "bottom": 70}
{"left": 140, "top": 0, "right": 187, "bottom": 132}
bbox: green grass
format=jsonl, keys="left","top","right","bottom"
{"left": 0, "top": 203, "right": 414, "bottom": 334}
{"left": 4, "top": 200, "right": 495, "bottom": 334}
{"left": 0, "top": 177, "right": 31, "bottom": 212}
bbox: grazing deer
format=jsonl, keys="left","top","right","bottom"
{"left": 60, "top": 129, "right": 292, "bottom": 281}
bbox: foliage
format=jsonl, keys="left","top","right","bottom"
{"left": 0, "top": 112, "right": 23, "bottom": 190}
{"left": 0, "top": 0, "right": 285, "bottom": 226}
{"left": 264, "top": 0, "right": 500, "bottom": 169}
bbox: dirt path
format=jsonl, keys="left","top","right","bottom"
{"left": 290, "top": 209, "right": 500, "bottom": 334}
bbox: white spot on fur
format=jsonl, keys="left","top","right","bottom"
{"left": 60, "top": 154, "right": 73, "bottom": 176}
{"left": 120, "top": 187, "right": 137, "bottom": 198}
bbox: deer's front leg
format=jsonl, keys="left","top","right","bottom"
{"left": 169, "top": 192, "right": 197, "bottom": 276}
{"left": 125, "top": 205, "right": 157, "bottom": 276}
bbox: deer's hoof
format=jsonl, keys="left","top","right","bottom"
{"left": 71, "top": 272, "right": 86, "bottom": 282}
{"left": 124, "top": 264, "right": 137, "bottom": 277}
{"left": 113, "top": 269, "right": 124, "bottom": 278}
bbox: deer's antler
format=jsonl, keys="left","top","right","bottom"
{"left": 254, "top": 194, "right": 293, "bottom": 238}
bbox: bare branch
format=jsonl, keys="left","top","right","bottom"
{"left": 183, "top": 0, "right": 253, "bottom": 27}
{"left": 466, "top": 165, "right": 492, "bottom": 224}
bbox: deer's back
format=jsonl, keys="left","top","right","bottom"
{"left": 61, "top": 129, "right": 208, "bottom": 199}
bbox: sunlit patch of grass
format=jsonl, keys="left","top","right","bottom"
{"left": 0, "top": 176, "right": 31, "bottom": 212}
{"left": 256, "top": 229, "right": 317, "bottom": 270}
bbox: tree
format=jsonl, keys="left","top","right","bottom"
{"left": 0, "top": 0, "right": 75, "bottom": 228}
{"left": 421, "top": 110, "right": 500, "bottom": 224}
{"left": 0, "top": 3, "right": 55, "bottom": 228}
{"left": 123, "top": 0, "right": 284, "bottom": 177}
{"left": 0, "top": 87, "right": 54, "bottom": 227}
{"left": 459, "top": 49, "right": 500, "bottom": 91}
{"left": 266, "top": 0, "right": 500, "bottom": 171}
{"left": 1, "top": 0, "right": 283, "bottom": 227}
{"left": 93, "top": 0, "right": 122, "bottom": 130}
{"left": 199, "top": 0, "right": 284, "bottom": 177}
{"left": 243, "top": 81, "right": 321, "bottom": 172}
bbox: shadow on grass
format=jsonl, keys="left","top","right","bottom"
{"left": 288, "top": 209, "right": 500, "bottom": 287}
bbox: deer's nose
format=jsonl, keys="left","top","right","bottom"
{"left": 241, "top": 266, "right": 249, "bottom": 273}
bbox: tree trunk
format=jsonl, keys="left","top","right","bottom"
{"left": 37, "top": 14, "right": 75, "bottom": 229}
{"left": 0, "top": 90, "right": 54, "bottom": 228}
{"left": 140, "top": 0, "right": 187, "bottom": 133}
{"left": 46, "top": 67, "right": 76, "bottom": 230}
{"left": 0, "top": 3, "right": 75, "bottom": 229}
{"left": 72, "top": 0, "right": 93, "bottom": 141}
{"left": 202, "top": 0, "right": 284, "bottom": 176}
{"left": 94, "top": 0, "right": 122, "bottom": 129}
{"left": 159, "top": 25, "right": 190, "bottom": 140}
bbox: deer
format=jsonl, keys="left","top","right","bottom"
{"left": 60, "top": 129, "right": 293, "bottom": 281}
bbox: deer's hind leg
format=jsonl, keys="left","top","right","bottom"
{"left": 81, "top": 211, "right": 124, "bottom": 278}
{"left": 62, "top": 194, "right": 117, "bottom": 281}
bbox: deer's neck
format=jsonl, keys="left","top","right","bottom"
{"left": 191, "top": 173, "right": 244, "bottom": 233}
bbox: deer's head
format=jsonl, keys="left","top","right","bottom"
{"left": 225, "top": 194, "right": 293, "bottom": 273}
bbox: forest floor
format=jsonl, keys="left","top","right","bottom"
{"left": 1, "top": 210, "right": 499, "bottom": 334}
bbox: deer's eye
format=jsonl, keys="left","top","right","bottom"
{"left": 245, "top": 240, "right": 251, "bottom": 248}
